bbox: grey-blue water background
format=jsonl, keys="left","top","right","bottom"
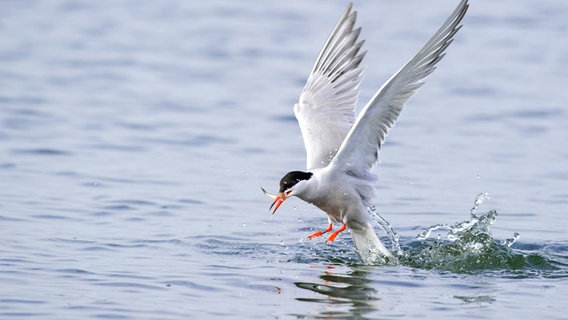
{"left": 1, "top": 0, "right": 567, "bottom": 319}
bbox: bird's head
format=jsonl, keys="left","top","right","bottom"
{"left": 262, "top": 171, "right": 313, "bottom": 215}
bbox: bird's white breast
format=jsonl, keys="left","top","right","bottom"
{"left": 296, "top": 168, "right": 376, "bottom": 224}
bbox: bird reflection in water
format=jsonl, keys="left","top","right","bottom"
{"left": 294, "top": 266, "right": 379, "bottom": 319}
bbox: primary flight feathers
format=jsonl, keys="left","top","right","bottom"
{"left": 295, "top": 0, "right": 468, "bottom": 174}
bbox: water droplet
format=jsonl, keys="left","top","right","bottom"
{"left": 368, "top": 206, "right": 402, "bottom": 254}
{"left": 501, "top": 232, "right": 520, "bottom": 247}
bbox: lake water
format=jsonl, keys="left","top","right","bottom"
{"left": 1, "top": 0, "right": 567, "bottom": 319}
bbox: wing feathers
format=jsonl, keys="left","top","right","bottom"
{"left": 330, "top": 0, "right": 469, "bottom": 173}
{"left": 311, "top": 5, "right": 356, "bottom": 74}
{"left": 296, "top": 3, "right": 366, "bottom": 170}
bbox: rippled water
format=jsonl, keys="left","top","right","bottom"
{"left": 1, "top": 0, "right": 567, "bottom": 319}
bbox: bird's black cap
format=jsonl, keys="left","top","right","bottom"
{"left": 279, "top": 171, "right": 313, "bottom": 193}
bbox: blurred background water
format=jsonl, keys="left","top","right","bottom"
{"left": 1, "top": 0, "right": 567, "bottom": 319}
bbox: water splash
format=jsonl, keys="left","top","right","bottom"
{"left": 501, "top": 232, "right": 520, "bottom": 248}
{"left": 309, "top": 193, "right": 564, "bottom": 277}
{"left": 368, "top": 206, "right": 402, "bottom": 255}
{"left": 399, "top": 193, "right": 544, "bottom": 274}
{"left": 417, "top": 192, "right": 497, "bottom": 242}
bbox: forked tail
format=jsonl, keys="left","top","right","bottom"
{"left": 351, "top": 224, "right": 397, "bottom": 265}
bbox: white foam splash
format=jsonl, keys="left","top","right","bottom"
{"left": 368, "top": 206, "right": 403, "bottom": 255}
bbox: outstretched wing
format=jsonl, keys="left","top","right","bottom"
{"left": 330, "top": 0, "right": 469, "bottom": 174}
{"left": 294, "top": 3, "right": 366, "bottom": 171}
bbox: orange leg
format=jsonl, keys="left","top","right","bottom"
{"left": 308, "top": 223, "right": 333, "bottom": 240}
{"left": 326, "top": 223, "right": 346, "bottom": 243}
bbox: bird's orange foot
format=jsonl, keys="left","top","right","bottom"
{"left": 326, "top": 224, "right": 346, "bottom": 243}
{"left": 308, "top": 223, "right": 333, "bottom": 240}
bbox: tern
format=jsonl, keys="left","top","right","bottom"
{"left": 263, "top": 0, "right": 469, "bottom": 264}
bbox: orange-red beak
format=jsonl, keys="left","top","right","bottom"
{"left": 269, "top": 192, "right": 287, "bottom": 215}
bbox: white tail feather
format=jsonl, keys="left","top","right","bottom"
{"left": 351, "top": 225, "right": 396, "bottom": 265}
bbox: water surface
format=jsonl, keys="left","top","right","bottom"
{"left": 1, "top": 0, "right": 567, "bottom": 319}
